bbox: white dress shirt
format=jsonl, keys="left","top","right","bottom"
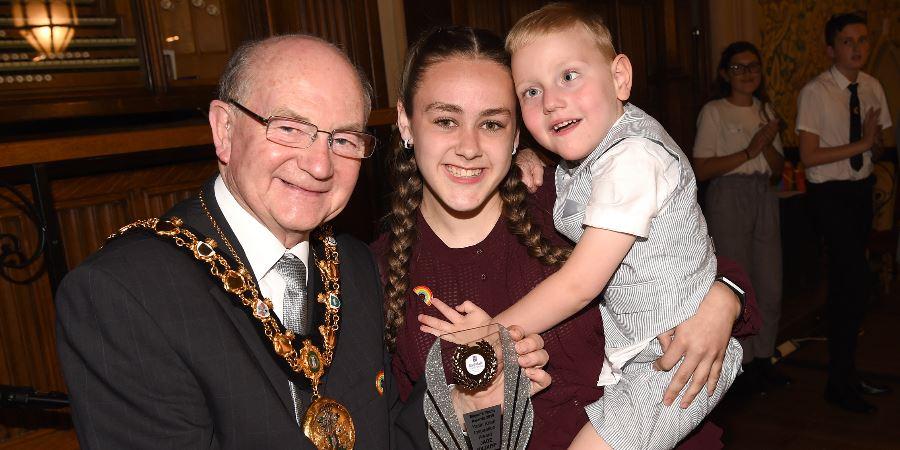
{"left": 693, "top": 97, "right": 784, "bottom": 176}
{"left": 796, "top": 66, "right": 892, "bottom": 183}
{"left": 214, "top": 176, "right": 309, "bottom": 324}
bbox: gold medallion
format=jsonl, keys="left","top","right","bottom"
{"left": 303, "top": 396, "right": 356, "bottom": 450}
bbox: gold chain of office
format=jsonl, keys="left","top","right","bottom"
{"left": 106, "top": 195, "right": 355, "bottom": 449}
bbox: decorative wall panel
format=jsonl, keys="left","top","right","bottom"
{"left": 759, "top": 0, "right": 898, "bottom": 146}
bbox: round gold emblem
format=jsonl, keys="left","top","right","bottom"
{"left": 303, "top": 396, "right": 356, "bottom": 449}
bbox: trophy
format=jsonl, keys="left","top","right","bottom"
{"left": 423, "top": 323, "right": 533, "bottom": 450}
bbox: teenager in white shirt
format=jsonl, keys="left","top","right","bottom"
{"left": 693, "top": 41, "right": 787, "bottom": 393}
{"left": 796, "top": 12, "right": 892, "bottom": 414}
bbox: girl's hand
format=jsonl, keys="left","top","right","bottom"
{"left": 748, "top": 120, "right": 779, "bottom": 157}
{"left": 418, "top": 297, "right": 493, "bottom": 337}
{"left": 654, "top": 281, "right": 739, "bottom": 408}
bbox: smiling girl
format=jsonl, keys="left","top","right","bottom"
{"left": 692, "top": 41, "right": 787, "bottom": 393}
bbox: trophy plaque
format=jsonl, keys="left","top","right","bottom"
{"left": 424, "top": 324, "right": 533, "bottom": 450}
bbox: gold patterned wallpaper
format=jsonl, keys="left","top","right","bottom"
{"left": 759, "top": 0, "right": 899, "bottom": 147}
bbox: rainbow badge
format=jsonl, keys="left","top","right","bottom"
{"left": 413, "top": 285, "right": 433, "bottom": 306}
{"left": 375, "top": 370, "right": 385, "bottom": 396}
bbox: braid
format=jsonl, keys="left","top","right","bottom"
{"left": 386, "top": 25, "right": 514, "bottom": 350}
{"left": 383, "top": 148, "right": 423, "bottom": 352}
{"left": 500, "top": 164, "right": 571, "bottom": 266}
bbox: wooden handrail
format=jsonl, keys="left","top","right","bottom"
{"left": 0, "top": 122, "right": 212, "bottom": 168}
{"left": 0, "top": 108, "right": 397, "bottom": 168}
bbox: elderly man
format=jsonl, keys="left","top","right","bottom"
{"left": 55, "top": 34, "right": 549, "bottom": 449}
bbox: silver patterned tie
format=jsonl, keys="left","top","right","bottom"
{"left": 274, "top": 253, "right": 308, "bottom": 424}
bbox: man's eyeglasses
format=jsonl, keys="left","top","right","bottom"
{"left": 228, "top": 100, "right": 377, "bottom": 159}
{"left": 727, "top": 62, "right": 762, "bottom": 76}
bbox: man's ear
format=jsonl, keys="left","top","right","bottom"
{"left": 611, "top": 54, "right": 633, "bottom": 102}
{"left": 826, "top": 45, "right": 835, "bottom": 60}
{"left": 209, "top": 100, "right": 233, "bottom": 164}
{"left": 396, "top": 100, "right": 413, "bottom": 144}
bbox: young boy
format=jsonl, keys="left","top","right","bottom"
{"left": 796, "top": 12, "right": 892, "bottom": 414}
{"left": 420, "top": 3, "right": 743, "bottom": 449}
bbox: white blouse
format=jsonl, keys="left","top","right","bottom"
{"left": 693, "top": 97, "right": 783, "bottom": 176}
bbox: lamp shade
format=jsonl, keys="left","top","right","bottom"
{"left": 11, "top": 0, "right": 79, "bottom": 57}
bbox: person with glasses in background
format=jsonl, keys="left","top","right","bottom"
{"left": 796, "top": 12, "right": 892, "bottom": 414}
{"left": 692, "top": 41, "right": 787, "bottom": 395}
{"left": 53, "top": 34, "right": 551, "bottom": 450}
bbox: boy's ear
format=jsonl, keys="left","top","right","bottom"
{"left": 826, "top": 45, "right": 836, "bottom": 60}
{"left": 209, "top": 100, "right": 233, "bottom": 164}
{"left": 611, "top": 54, "right": 633, "bottom": 102}
{"left": 396, "top": 100, "right": 413, "bottom": 143}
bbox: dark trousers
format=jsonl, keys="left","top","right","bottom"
{"left": 807, "top": 177, "right": 874, "bottom": 386}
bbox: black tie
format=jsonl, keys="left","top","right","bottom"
{"left": 849, "top": 83, "right": 862, "bottom": 170}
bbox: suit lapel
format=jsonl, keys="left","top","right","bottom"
{"left": 187, "top": 179, "right": 296, "bottom": 418}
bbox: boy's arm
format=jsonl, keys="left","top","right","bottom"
{"left": 493, "top": 226, "right": 635, "bottom": 334}
{"left": 799, "top": 119, "right": 878, "bottom": 167}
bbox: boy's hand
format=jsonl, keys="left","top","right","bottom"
{"left": 515, "top": 147, "right": 546, "bottom": 193}
{"left": 862, "top": 108, "right": 882, "bottom": 148}
{"left": 418, "top": 298, "right": 493, "bottom": 338}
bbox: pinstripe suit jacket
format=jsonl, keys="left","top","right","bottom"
{"left": 55, "top": 179, "right": 419, "bottom": 449}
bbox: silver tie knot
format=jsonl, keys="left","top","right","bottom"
{"left": 274, "top": 253, "right": 309, "bottom": 335}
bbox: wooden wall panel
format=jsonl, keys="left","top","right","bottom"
{"left": 141, "top": 185, "right": 202, "bottom": 219}
{"left": 265, "top": 0, "right": 390, "bottom": 110}
{"left": 604, "top": 0, "right": 709, "bottom": 152}
{"left": 652, "top": 0, "right": 709, "bottom": 153}
{"left": 618, "top": 2, "right": 653, "bottom": 112}
{"left": 56, "top": 198, "right": 130, "bottom": 271}
{"left": 0, "top": 204, "right": 65, "bottom": 443}
{"left": 0, "top": 159, "right": 216, "bottom": 446}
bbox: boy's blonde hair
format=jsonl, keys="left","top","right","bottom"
{"left": 506, "top": 2, "right": 617, "bottom": 62}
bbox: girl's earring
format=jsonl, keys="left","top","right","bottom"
{"left": 402, "top": 138, "right": 413, "bottom": 150}
{"left": 512, "top": 145, "right": 518, "bottom": 155}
